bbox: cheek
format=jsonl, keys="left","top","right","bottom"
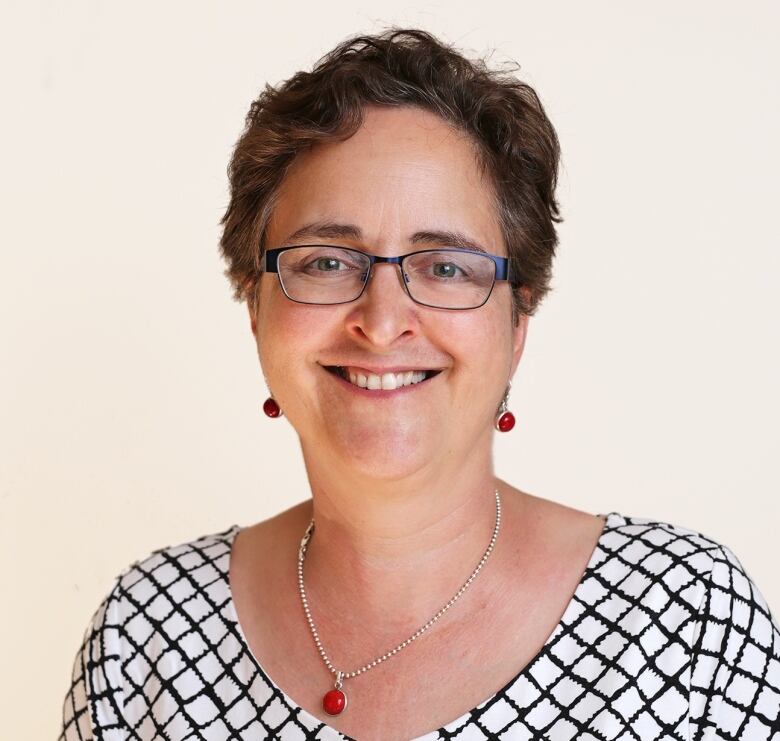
{"left": 254, "top": 289, "right": 324, "bottom": 381}
{"left": 442, "top": 301, "right": 515, "bottom": 373}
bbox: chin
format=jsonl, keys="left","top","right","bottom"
{"left": 323, "top": 419, "right": 434, "bottom": 480}
{"left": 344, "top": 452, "right": 432, "bottom": 482}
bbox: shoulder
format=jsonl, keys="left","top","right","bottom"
{"left": 97, "top": 524, "right": 243, "bottom": 660}
{"left": 599, "top": 513, "right": 779, "bottom": 663}
{"left": 61, "top": 525, "right": 243, "bottom": 738}
{"left": 586, "top": 514, "right": 780, "bottom": 737}
{"left": 112, "top": 524, "right": 241, "bottom": 610}
{"left": 84, "top": 523, "right": 242, "bottom": 649}
{"left": 599, "top": 512, "right": 733, "bottom": 579}
{"left": 598, "top": 513, "right": 776, "bottom": 616}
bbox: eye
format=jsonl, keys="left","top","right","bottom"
{"left": 297, "top": 251, "right": 365, "bottom": 273}
{"left": 432, "top": 262, "right": 463, "bottom": 278}
{"left": 313, "top": 257, "right": 347, "bottom": 271}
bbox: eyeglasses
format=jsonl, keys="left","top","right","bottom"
{"left": 262, "top": 245, "right": 516, "bottom": 310}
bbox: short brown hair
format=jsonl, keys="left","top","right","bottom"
{"left": 219, "top": 28, "right": 561, "bottom": 317}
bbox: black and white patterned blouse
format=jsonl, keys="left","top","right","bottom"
{"left": 60, "top": 514, "right": 780, "bottom": 740}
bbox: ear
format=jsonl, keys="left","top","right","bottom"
{"left": 509, "top": 312, "right": 529, "bottom": 380}
{"left": 247, "top": 299, "right": 258, "bottom": 337}
{"left": 243, "top": 278, "right": 260, "bottom": 336}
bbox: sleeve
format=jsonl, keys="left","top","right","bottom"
{"left": 59, "top": 581, "right": 131, "bottom": 741}
{"left": 688, "top": 545, "right": 780, "bottom": 740}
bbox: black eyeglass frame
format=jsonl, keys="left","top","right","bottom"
{"left": 262, "top": 245, "right": 518, "bottom": 310}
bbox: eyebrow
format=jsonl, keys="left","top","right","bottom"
{"left": 284, "top": 221, "right": 362, "bottom": 242}
{"left": 282, "top": 220, "right": 489, "bottom": 254}
{"left": 410, "top": 230, "right": 488, "bottom": 254}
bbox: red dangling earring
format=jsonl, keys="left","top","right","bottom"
{"left": 263, "top": 397, "right": 283, "bottom": 418}
{"left": 494, "top": 384, "right": 515, "bottom": 432}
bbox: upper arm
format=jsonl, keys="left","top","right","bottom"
{"left": 60, "top": 583, "right": 129, "bottom": 741}
{"left": 60, "top": 620, "right": 94, "bottom": 741}
{"left": 688, "top": 545, "right": 780, "bottom": 740}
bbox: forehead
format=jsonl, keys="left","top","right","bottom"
{"left": 267, "top": 106, "right": 504, "bottom": 253}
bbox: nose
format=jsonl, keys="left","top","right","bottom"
{"left": 345, "top": 262, "right": 418, "bottom": 348}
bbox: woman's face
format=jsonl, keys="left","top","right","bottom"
{"left": 251, "top": 105, "right": 528, "bottom": 479}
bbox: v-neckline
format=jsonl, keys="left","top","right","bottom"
{"left": 224, "top": 512, "right": 618, "bottom": 740}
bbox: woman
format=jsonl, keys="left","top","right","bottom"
{"left": 61, "top": 29, "right": 779, "bottom": 741}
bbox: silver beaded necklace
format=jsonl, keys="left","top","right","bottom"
{"left": 297, "top": 488, "right": 502, "bottom": 716}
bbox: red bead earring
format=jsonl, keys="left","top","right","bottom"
{"left": 494, "top": 385, "right": 515, "bottom": 432}
{"left": 263, "top": 397, "right": 283, "bottom": 418}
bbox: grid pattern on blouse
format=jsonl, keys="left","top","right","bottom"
{"left": 60, "top": 515, "right": 780, "bottom": 740}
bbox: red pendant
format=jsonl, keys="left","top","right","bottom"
{"left": 496, "top": 411, "right": 516, "bottom": 432}
{"left": 323, "top": 688, "right": 347, "bottom": 715}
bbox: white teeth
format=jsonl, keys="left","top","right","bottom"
{"left": 381, "top": 373, "right": 397, "bottom": 390}
{"left": 337, "top": 367, "right": 433, "bottom": 390}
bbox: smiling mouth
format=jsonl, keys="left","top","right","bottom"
{"left": 324, "top": 366, "right": 442, "bottom": 390}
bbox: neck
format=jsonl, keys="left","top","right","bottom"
{"left": 296, "top": 442, "right": 511, "bottom": 645}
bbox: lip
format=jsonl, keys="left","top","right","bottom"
{"left": 320, "top": 364, "right": 442, "bottom": 396}
{"left": 320, "top": 363, "right": 444, "bottom": 375}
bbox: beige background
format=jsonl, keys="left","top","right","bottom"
{"left": 1, "top": 1, "right": 778, "bottom": 738}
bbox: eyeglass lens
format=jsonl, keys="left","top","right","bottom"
{"left": 276, "top": 246, "right": 496, "bottom": 309}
